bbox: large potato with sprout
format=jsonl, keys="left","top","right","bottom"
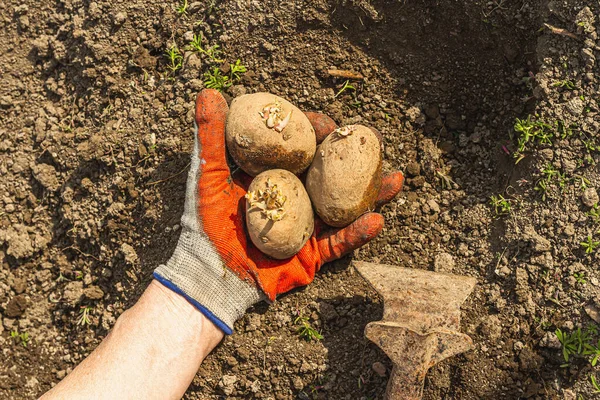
{"left": 245, "top": 169, "right": 314, "bottom": 259}
{"left": 226, "top": 93, "right": 316, "bottom": 176}
{"left": 306, "top": 125, "right": 382, "bottom": 227}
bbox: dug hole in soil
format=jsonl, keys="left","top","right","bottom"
{"left": 2, "top": 0, "right": 600, "bottom": 399}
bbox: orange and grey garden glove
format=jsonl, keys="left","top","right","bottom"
{"left": 154, "top": 89, "right": 404, "bottom": 334}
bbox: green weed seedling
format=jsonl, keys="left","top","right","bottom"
{"left": 534, "top": 164, "right": 567, "bottom": 200}
{"left": 229, "top": 59, "right": 247, "bottom": 82}
{"left": 186, "top": 33, "right": 224, "bottom": 63}
{"left": 574, "top": 272, "right": 587, "bottom": 284}
{"left": 555, "top": 120, "right": 577, "bottom": 139}
{"left": 334, "top": 80, "right": 356, "bottom": 99}
{"left": 589, "top": 203, "right": 600, "bottom": 222}
{"left": 203, "top": 60, "right": 247, "bottom": 92}
{"left": 295, "top": 315, "right": 323, "bottom": 342}
{"left": 591, "top": 374, "right": 600, "bottom": 393}
{"left": 489, "top": 194, "right": 511, "bottom": 216}
{"left": 78, "top": 305, "right": 93, "bottom": 326}
{"left": 10, "top": 330, "right": 30, "bottom": 347}
{"left": 175, "top": 0, "right": 188, "bottom": 15}
{"left": 553, "top": 80, "right": 576, "bottom": 90}
{"left": 556, "top": 327, "right": 592, "bottom": 365}
{"left": 586, "top": 339, "right": 600, "bottom": 367}
{"left": 203, "top": 67, "right": 229, "bottom": 91}
{"left": 165, "top": 45, "right": 183, "bottom": 74}
{"left": 534, "top": 178, "right": 549, "bottom": 201}
{"left": 581, "top": 234, "right": 600, "bottom": 254}
{"left": 513, "top": 116, "right": 554, "bottom": 163}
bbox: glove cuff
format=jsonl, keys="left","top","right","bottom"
{"left": 154, "top": 229, "right": 263, "bottom": 334}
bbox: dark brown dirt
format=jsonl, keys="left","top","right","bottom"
{"left": 2, "top": 0, "right": 600, "bottom": 399}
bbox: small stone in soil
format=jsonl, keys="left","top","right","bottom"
{"left": 372, "top": 361, "right": 386, "bottom": 377}
{"left": 406, "top": 161, "right": 421, "bottom": 177}
{"left": 218, "top": 374, "right": 238, "bottom": 395}
{"left": 427, "top": 199, "right": 440, "bottom": 213}
{"left": 539, "top": 332, "right": 561, "bottom": 349}
{"left": 83, "top": 286, "right": 104, "bottom": 300}
{"left": 63, "top": 281, "right": 84, "bottom": 304}
{"left": 292, "top": 376, "right": 304, "bottom": 390}
{"left": 33, "top": 164, "right": 60, "bottom": 191}
{"left": 581, "top": 187, "right": 598, "bottom": 207}
{"left": 245, "top": 313, "right": 261, "bottom": 332}
{"left": 434, "top": 252, "right": 454, "bottom": 273}
{"left": 584, "top": 303, "right": 600, "bottom": 324}
{"left": 5, "top": 295, "right": 28, "bottom": 318}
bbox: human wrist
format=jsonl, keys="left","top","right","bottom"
{"left": 145, "top": 280, "right": 224, "bottom": 355}
{"left": 153, "top": 230, "right": 263, "bottom": 334}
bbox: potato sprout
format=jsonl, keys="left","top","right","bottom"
{"left": 259, "top": 101, "right": 293, "bottom": 137}
{"left": 245, "top": 178, "right": 287, "bottom": 221}
{"left": 334, "top": 125, "right": 357, "bottom": 137}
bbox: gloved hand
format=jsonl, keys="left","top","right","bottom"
{"left": 154, "top": 89, "right": 404, "bottom": 334}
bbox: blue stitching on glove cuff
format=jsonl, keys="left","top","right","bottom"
{"left": 152, "top": 272, "right": 234, "bottom": 335}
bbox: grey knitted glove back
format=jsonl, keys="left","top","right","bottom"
{"left": 154, "top": 123, "right": 263, "bottom": 334}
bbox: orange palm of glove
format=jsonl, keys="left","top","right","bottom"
{"left": 195, "top": 89, "right": 404, "bottom": 301}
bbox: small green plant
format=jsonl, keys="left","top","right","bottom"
{"left": 556, "top": 327, "right": 593, "bottom": 365}
{"left": 589, "top": 203, "right": 600, "bottom": 222}
{"left": 229, "top": 59, "right": 247, "bottom": 82}
{"left": 203, "top": 60, "right": 247, "bottom": 91}
{"left": 553, "top": 80, "right": 576, "bottom": 90}
{"left": 513, "top": 116, "right": 554, "bottom": 163}
{"left": 294, "top": 315, "right": 323, "bottom": 342}
{"left": 591, "top": 374, "right": 600, "bottom": 393}
{"left": 165, "top": 45, "right": 183, "bottom": 74}
{"left": 581, "top": 234, "right": 600, "bottom": 254}
{"left": 534, "top": 164, "right": 566, "bottom": 200}
{"left": 10, "top": 330, "right": 30, "bottom": 347}
{"left": 574, "top": 272, "right": 587, "bottom": 284}
{"left": 78, "top": 305, "right": 93, "bottom": 326}
{"left": 334, "top": 80, "right": 356, "bottom": 99}
{"left": 576, "top": 174, "right": 591, "bottom": 190}
{"left": 555, "top": 120, "right": 576, "bottom": 139}
{"left": 534, "top": 177, "right": 549, "bottom": 201}
{"left": 514, "top": 116, "right": 535, "bottom": 152}
{"left": 489, "top": 194, "right": 511, "bottom": 216}
{"left": 175, "top": 0, "right": 188, "bottom": 15}
{"left": 186, "top": 33, "right": 224, "bottom": 63}
{"left": 584, "top": 139, "right": 599, "bottom": 152}
{"left": 203, "top": 67, "right": 229, "bottom": 91}
{"left": 587, "top": 340, "right": 600, "bottom": 367}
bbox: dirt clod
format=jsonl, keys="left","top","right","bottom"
{"left": 4, "top": 295, "right": 28, "bottom": 318}
{"left": 83, "top": 286, "right": 104, "bottom": 300}
{"left": 32, "top": 164, "right": 60, "bottom": 192}
{"left": 433, "top": 252, "right": 454, "bottom": 273}
{"left": 581, "top": 187, "right": 598, "bottom": 207}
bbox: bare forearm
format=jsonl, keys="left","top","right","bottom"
{"left": 41, "top": 280, "right": 224, "bottom": 400}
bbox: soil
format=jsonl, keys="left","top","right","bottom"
{"left": 2, "top": 0, "right": 600, "bottom": 399}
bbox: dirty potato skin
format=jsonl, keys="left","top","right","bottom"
{"left": 306, "top": 125, "right": 383, "bottom": 228}
{"left": 226, "top": 93, "right": 317, "bottom": 176}
{"left": 246, "top": 169, "right": 314, "bottom": 259}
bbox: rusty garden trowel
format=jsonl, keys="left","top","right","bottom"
{"left": 354, "top": 261, "right": 476, "bottom": 400}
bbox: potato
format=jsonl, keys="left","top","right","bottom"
{"left": 245, "top": 169, "right": 314, "bottom": 259}
{"left": 226, "top": 93, "right": 316, "bottom": 176}
{"left": 305, "top": 125, "right": 382, "bottom": 227}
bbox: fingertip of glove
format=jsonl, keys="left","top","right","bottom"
{"left": 384, "top": 171, "right": 405, "bottom": 193}
{"left": 195, "top": 89, "right": 229, "bottom": 125}
{"left": 354, "top": 212, "right": 384, "bottom": 240}
{"left": 305, "top": 112, "right": 337, "bottom": 144}
{"left": 376, "top": 172, "right": 405, "bottom": 207}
